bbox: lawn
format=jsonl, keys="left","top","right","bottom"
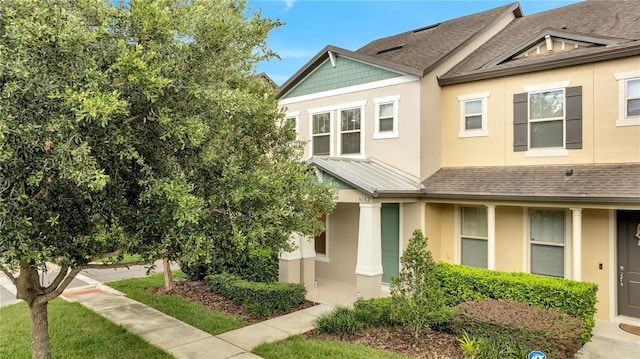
{"left": 0, "top": 299, "right": 173, "bottom": 359}
{"left": 107, "top": 271, "right": 249, "bottom": 335}
{"left": 253, "top": 335, "right": 413, "bottom": 359}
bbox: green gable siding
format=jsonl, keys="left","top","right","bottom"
{"left": 322, "top": 172, "right": 354, "bottom": 190}
{"left": 282, "top": 56, "right": 402, "bottom": 99}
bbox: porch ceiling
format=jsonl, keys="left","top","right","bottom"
{"left": 422, "top": 163, "right": 640, "bottom": 203}
{"left": 307, "top": 156, "right": 424, "bottom": 197}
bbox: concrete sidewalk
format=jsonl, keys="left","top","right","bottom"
{"left": 63, "top": 287, "right": 333, "bottom": 359}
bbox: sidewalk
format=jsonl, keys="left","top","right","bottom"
{"left": 63, "top": 286, "right": 333, "bottom": 359}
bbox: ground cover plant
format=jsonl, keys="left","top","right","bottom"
{"left": 0, "top": 299, "right": 173, "bottom": 359}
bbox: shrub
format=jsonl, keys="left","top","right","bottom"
{"left": 207, "top": 273, "right": 306, "bottom": 317}
{"left": 435, "top": 262, "right": 597, "bottom": 343}
{"left": 391, "top": 230, "right": 449, "bottom": 340}
{"left": 452, "top": 299, "right": 582, "bottom": 359}
{"left": 315, "top": 306, "right": 364, "bottom": 335}
{"left": 181, "top": 245, "right": 279, "bottom": 283}
{"left": 179, "top": 260, "right": 210, "bottom": 280}
{"left": 352, "top": 297, "right": 398, "bottom": 327}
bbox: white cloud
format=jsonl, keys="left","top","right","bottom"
{"left": 282, "top": 0, "right": 295, "bottom": 11}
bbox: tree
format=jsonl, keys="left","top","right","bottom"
{"left": 391, "top": 229, "right": 448, "bottom": 341}
{"left": 0, "top": 1, "right": 335, "bottom": 358}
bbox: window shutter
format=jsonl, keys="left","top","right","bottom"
{"left": 565, "top": 86, "right": 582, "bottom": 149}
{"left": 513, "top": 92, "right": 528, "bottom": 151}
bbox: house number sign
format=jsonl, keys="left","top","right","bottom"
{"left": 358, "top": 196, "right": 371, "bottom": 203}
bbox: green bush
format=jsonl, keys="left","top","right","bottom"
{"left": 435, "top": 262, "right": 597, "bottom": 343}
{"left": 453, "top": 299, "right": 582, "bottom": 359}
{"left": 179, "top": 260, "right": 210, "bottom": 280}
{"left": 352, "top": 297, "right": 398, "bottom": 327}
{"left": 207, "top": 273, "right": 306, "bottom": 317}
{"left": 183, "top": 245, "right": 279, "bottom": 283}
{"left": 315, "top": 306, "right": 364, "bottom": 335}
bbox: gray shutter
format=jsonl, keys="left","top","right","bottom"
{"left": 513, "top": 92, "right": 528, "bottom": 151}
{"left": 565, "top": 86, "right": 582, "bottom": 149}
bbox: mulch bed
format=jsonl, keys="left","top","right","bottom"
{"left": 159, "top": 279, "right": 464, "bottom": 358}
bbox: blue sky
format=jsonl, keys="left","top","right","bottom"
{"left": 246, "top": 0, "right": 582, "bottom": 85}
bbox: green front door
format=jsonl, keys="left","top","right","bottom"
{"left": 381, "top": 203, "right": 400, "bottom": 284}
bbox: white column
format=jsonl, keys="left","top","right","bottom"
{"left": 278, "top": 233, "right": 302, "bottom": 284}
{"left": 486, "top": 204, "right": 496, "bottom": 270}
{"left": 355, "top": 203, "right": 383, "bottom": 276}
{"left": 571, "top": 208, "right": 582, "bottom": 281}
{"left": 279, "top": 234, "right": 302, "bottom": 261}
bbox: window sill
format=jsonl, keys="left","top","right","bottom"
{"left": 458, "top": 130, "right": 489, "bottom": 138}
{"left": 616, "top": 118, "right": 640, "bottom": 127}
{"left": 315, "top": 256, "right": 330, "bottom": 263}
{"left": 373, "top": 132, "right": 399, "bottom": 140}
{"left": 525, "top": 148, "right": 569, "bottom": 157}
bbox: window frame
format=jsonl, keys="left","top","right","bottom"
{"left": 373, "top": 95, "right": 400, "bottom": 139}
{"left": 284, "top": 111, "right": 300, "bottom": 140}
{"left": 526, "top": 208, "right": 571, "bottom": 278}
{"left": 308, "top": 107, "right": 333, "bottom": 156}
{"left": 527, "top": 88, "right": 566, "bottom": 150}
{"left": 337, "top": 101, "right": 366, "bottom": 157}
{"left": 315, "top": 213, "right": 329, "bottom": 262}
{"left": 614, "top": 70, "right": 640, "bottom": 127}
{"left": 459, "top": 206, "right": 489, "bottom": 268}
{"left": 457, "top": 92, "right": 490, "bottom": 138}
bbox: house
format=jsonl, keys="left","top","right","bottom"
{"left": 276, "top": 0, "right": 640, "bottom": 325}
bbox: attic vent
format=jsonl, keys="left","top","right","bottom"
{"left": 412, "top": 22, "right": 441, "bottom": 33}
{"left": 376, "top": 44, "right": 404, "bottom": 55}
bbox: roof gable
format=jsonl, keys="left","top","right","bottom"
{"left": 281, "top": 55, "right": 404, "bottom": 100}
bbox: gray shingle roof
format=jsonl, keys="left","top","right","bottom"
{"left": 307, "top": 157, "right": 424, "bottom": 197}
{"left": 440, "top": 1, "right": 640, "bottom": 84}
{"left": 422, "top": 163, "right": 640, "bottom": 203}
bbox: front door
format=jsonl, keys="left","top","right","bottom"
{"left": 381, "top": 203, "right": 400, "bottom": 284}
{"left": 617, "top": 210, "right": 640, "bottom": 318}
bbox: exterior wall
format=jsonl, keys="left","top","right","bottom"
{"left": 401, "top": 201, "right": 424, "bottom": 253}
{"left": 316, "top": 202, "right": 358, "bottom": 284}
{"left": 425, "top": 202, "right": 455, "bottom": 263}
{"left": 582, "top": 209, "right": 610, "bottom": 320}
{"left": 282, "top": 81, "right": 422, "bottom": 178}
{"left": 495, "top": 206, "right": 524, "bottom": 272}
{"left": 441, "top": 57, "right": 640, "bottom": 167}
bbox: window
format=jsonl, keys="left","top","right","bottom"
{"left": 340, "top": 108, "right": 361, "bottom": 155}
{"left": 311, "top": 112, "right": 330, "bottom": 155}
{"left": 284, "top": 111, "right": 299, "bottom": 139}
{"left": 530, "top": 209, "right": 565, "bottom": 278}
{"left": 513, "top": 82, "right": 581, "bottom": 156}
{"left": 374, "top": 95, "right": 400, "bottom": 139}
{"left": 614, "top": 70, "right": 640, "bottom": 126}
{"left": 460, "top": 206, "right": 488, "bottom": 268}
{"left": 458, "top": 92, "right": 490, "bottom": 137}
{"left": 315, "top": 214, "right": 327, "bottom": 256}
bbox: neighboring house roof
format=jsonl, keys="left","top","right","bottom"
{"left": 276, "top": 2, "right": 522, "bottom": 99}
{"left": 308, "top": 157, "right": 424, "bottom": 197}
{"left": 439, "top": 1, "right": 640, "bottom": 85}
{"left": 422, "top": 163, "right": 640, "bottom": 203}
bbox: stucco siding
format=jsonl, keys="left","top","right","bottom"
{"left": 316, "top": 203, "right": 358, "bottom": 284}
{"left": 582, "top": 209, "right": 611, "bottom": 319}
{"left": 495, "top": 206, "right": 524, "bottom": 272}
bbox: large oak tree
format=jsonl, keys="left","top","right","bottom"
{"left": 0, "top": 1, "right": 335, "bottom": 358}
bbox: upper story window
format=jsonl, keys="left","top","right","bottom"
{"left": 513, "top": 81, "right": 582, "bottom": 157}
{"left": 373, "top": 95, "right": 400, "bottom": 139}
{"left": 614, "top": 70, "right": 640, "bottom": 127}
{"left": 340, "top": 108, "right": 361, "bottom": 155}
{"left": 312, "top": 112, "right": 331, "bottom": 156}
{"left": 458, "top": 92, "right": 490, "bottom": 138}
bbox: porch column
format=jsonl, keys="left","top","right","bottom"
{"left": 278, "top": 233, "right": 302, "bottom": 284}
{"left": 355, "top": 203, "right": 383, "bottom": 299}
{"left": 571, "top": 208, "right": 582, "bottom": 281}
{"left": 299, "top": 235, "right": 316, "bottom": 293}
{"left": 486, "top": 204, "right": 496, "bottom": 270}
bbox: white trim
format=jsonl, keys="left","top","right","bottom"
{"left": 454, "top": 204, "right": 461, "bottom": 264}
{"left": 457, "top": 91, "right": 491, "bottom": 101}
{"left": 337, "top": 101, "right": 367, "bottom": 158}
{"left": 308, "top": 110, "right": 334, "bottom": 157}
{"left": 570, "top": 207, "right": 582, "bottom": 281}
{"left": 526, "top": 208, "right": 571, "bottom": 278}
{"left": 525, "top": 148, "right": 569, "bottom": 157}
{"left": 373, "top": 95, "right": 400, "bottom": 139}
{"left": 279, "top": 75, "right": 418, "bottom": 105}
{"left": 523, "top": 80, "right": 571, "bottom": 92}
{"left": 614, "top": 71, "right": 640, "bottom": 126}
{"left": 457, "top": 91, "right": 491, "bottom": 138}
{"left": 328, "top": 50, "right": 336, "bottom": 68}
{"left": 522, "top": 208, "right": 529, "bottom": 273}
{"left": 487, "top": 204, "right": 496, "bottom": 270}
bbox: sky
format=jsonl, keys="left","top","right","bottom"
{"left": 246, "top": 0, "right": 582, "bottom": 85}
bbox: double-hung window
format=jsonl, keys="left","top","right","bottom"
{"left": 315, "top": 213, "right": 327, "bottom": 257}
{"left": 458, "top": 92, "right": 490, "bottom": 137}
{"left": 340, "top": 108, "right": 361, "bottom": 155}
{"left": 614, "top": 70, "right": 640, "bottom": 126}
{"left": 373, "top": 95, "right": 400, "bottom": 139}
{"left": 513, "top": 82, "right": 582, "bottom": 156}
{"left": 312, "top": 112, "right": 331, "bottom": 155}
{"left": 460, "top": 206, "right": 488, "bottom": 268}
{"left": 530, "top": 209, "right": 565, "bottom": 278}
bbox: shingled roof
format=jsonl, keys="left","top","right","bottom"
{"left": 422, "top": 163, "right": 640, "bottom": 203}
{"left": 439, "top": 1, "right": 640, "bottom": 85}
{"left": 276, "top": 2, "right": 521, "bottom": 99}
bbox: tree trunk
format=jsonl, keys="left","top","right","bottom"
{"left": 30, "top": 301, "right": 52, "bottom": 359}
{"left": 163, "top": 257, "right": 173, "bottom": 291}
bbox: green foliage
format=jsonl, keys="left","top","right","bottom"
{"left": 353, "top": 297, "right": 399, "bottom": 327}
{"left": 475, "top": 336, "right": 530, "bottom": 359}
{"left": 435, "top": 262, "right": 598, "bottom": 343}
{"left": 457, "top": 331, "right": 479, "bottom": 359}
{"left": 452, "top": 299, "right": 583, "bottom": 359}
{"left": 207, "top": 273, "right": 306, "bottom": 317}
{"left": 391, "top": 230, "right": 449, "bottom": 340}
{"left": 179, "top": 259, "right": 211, "bottom": 281}
{"left": 315, "top": 306, "right": 365, "bottom": 335}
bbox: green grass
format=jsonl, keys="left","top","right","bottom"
{"left": 0, "top": 299, "right": 173, "bottom": 359}
{"left": 253, "top": 335, "right": 412, "bottom": 359}
{"left": 108, "top": 271, "right": 248, "bottom": 335}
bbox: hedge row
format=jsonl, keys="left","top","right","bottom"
{"left": 435, "top": 262, "right": 597, "bottom": 343}
{"left": 206, "top": 273, "right": 306, "bottom": 317}
{"left": 453, "top": 299, "right": 583, "bottom": 359}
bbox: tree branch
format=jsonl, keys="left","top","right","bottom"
{"left": 0, "top": 263, "right": 17, "bottom": 284}
{"left": 82, "top": 260, "right": 154, "bottom": 269}
{"left": 43, "top": 264, "right": 69, "bottom": 294}
{"left": 37, "top": 266, "right": 84, "bottom": 303}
